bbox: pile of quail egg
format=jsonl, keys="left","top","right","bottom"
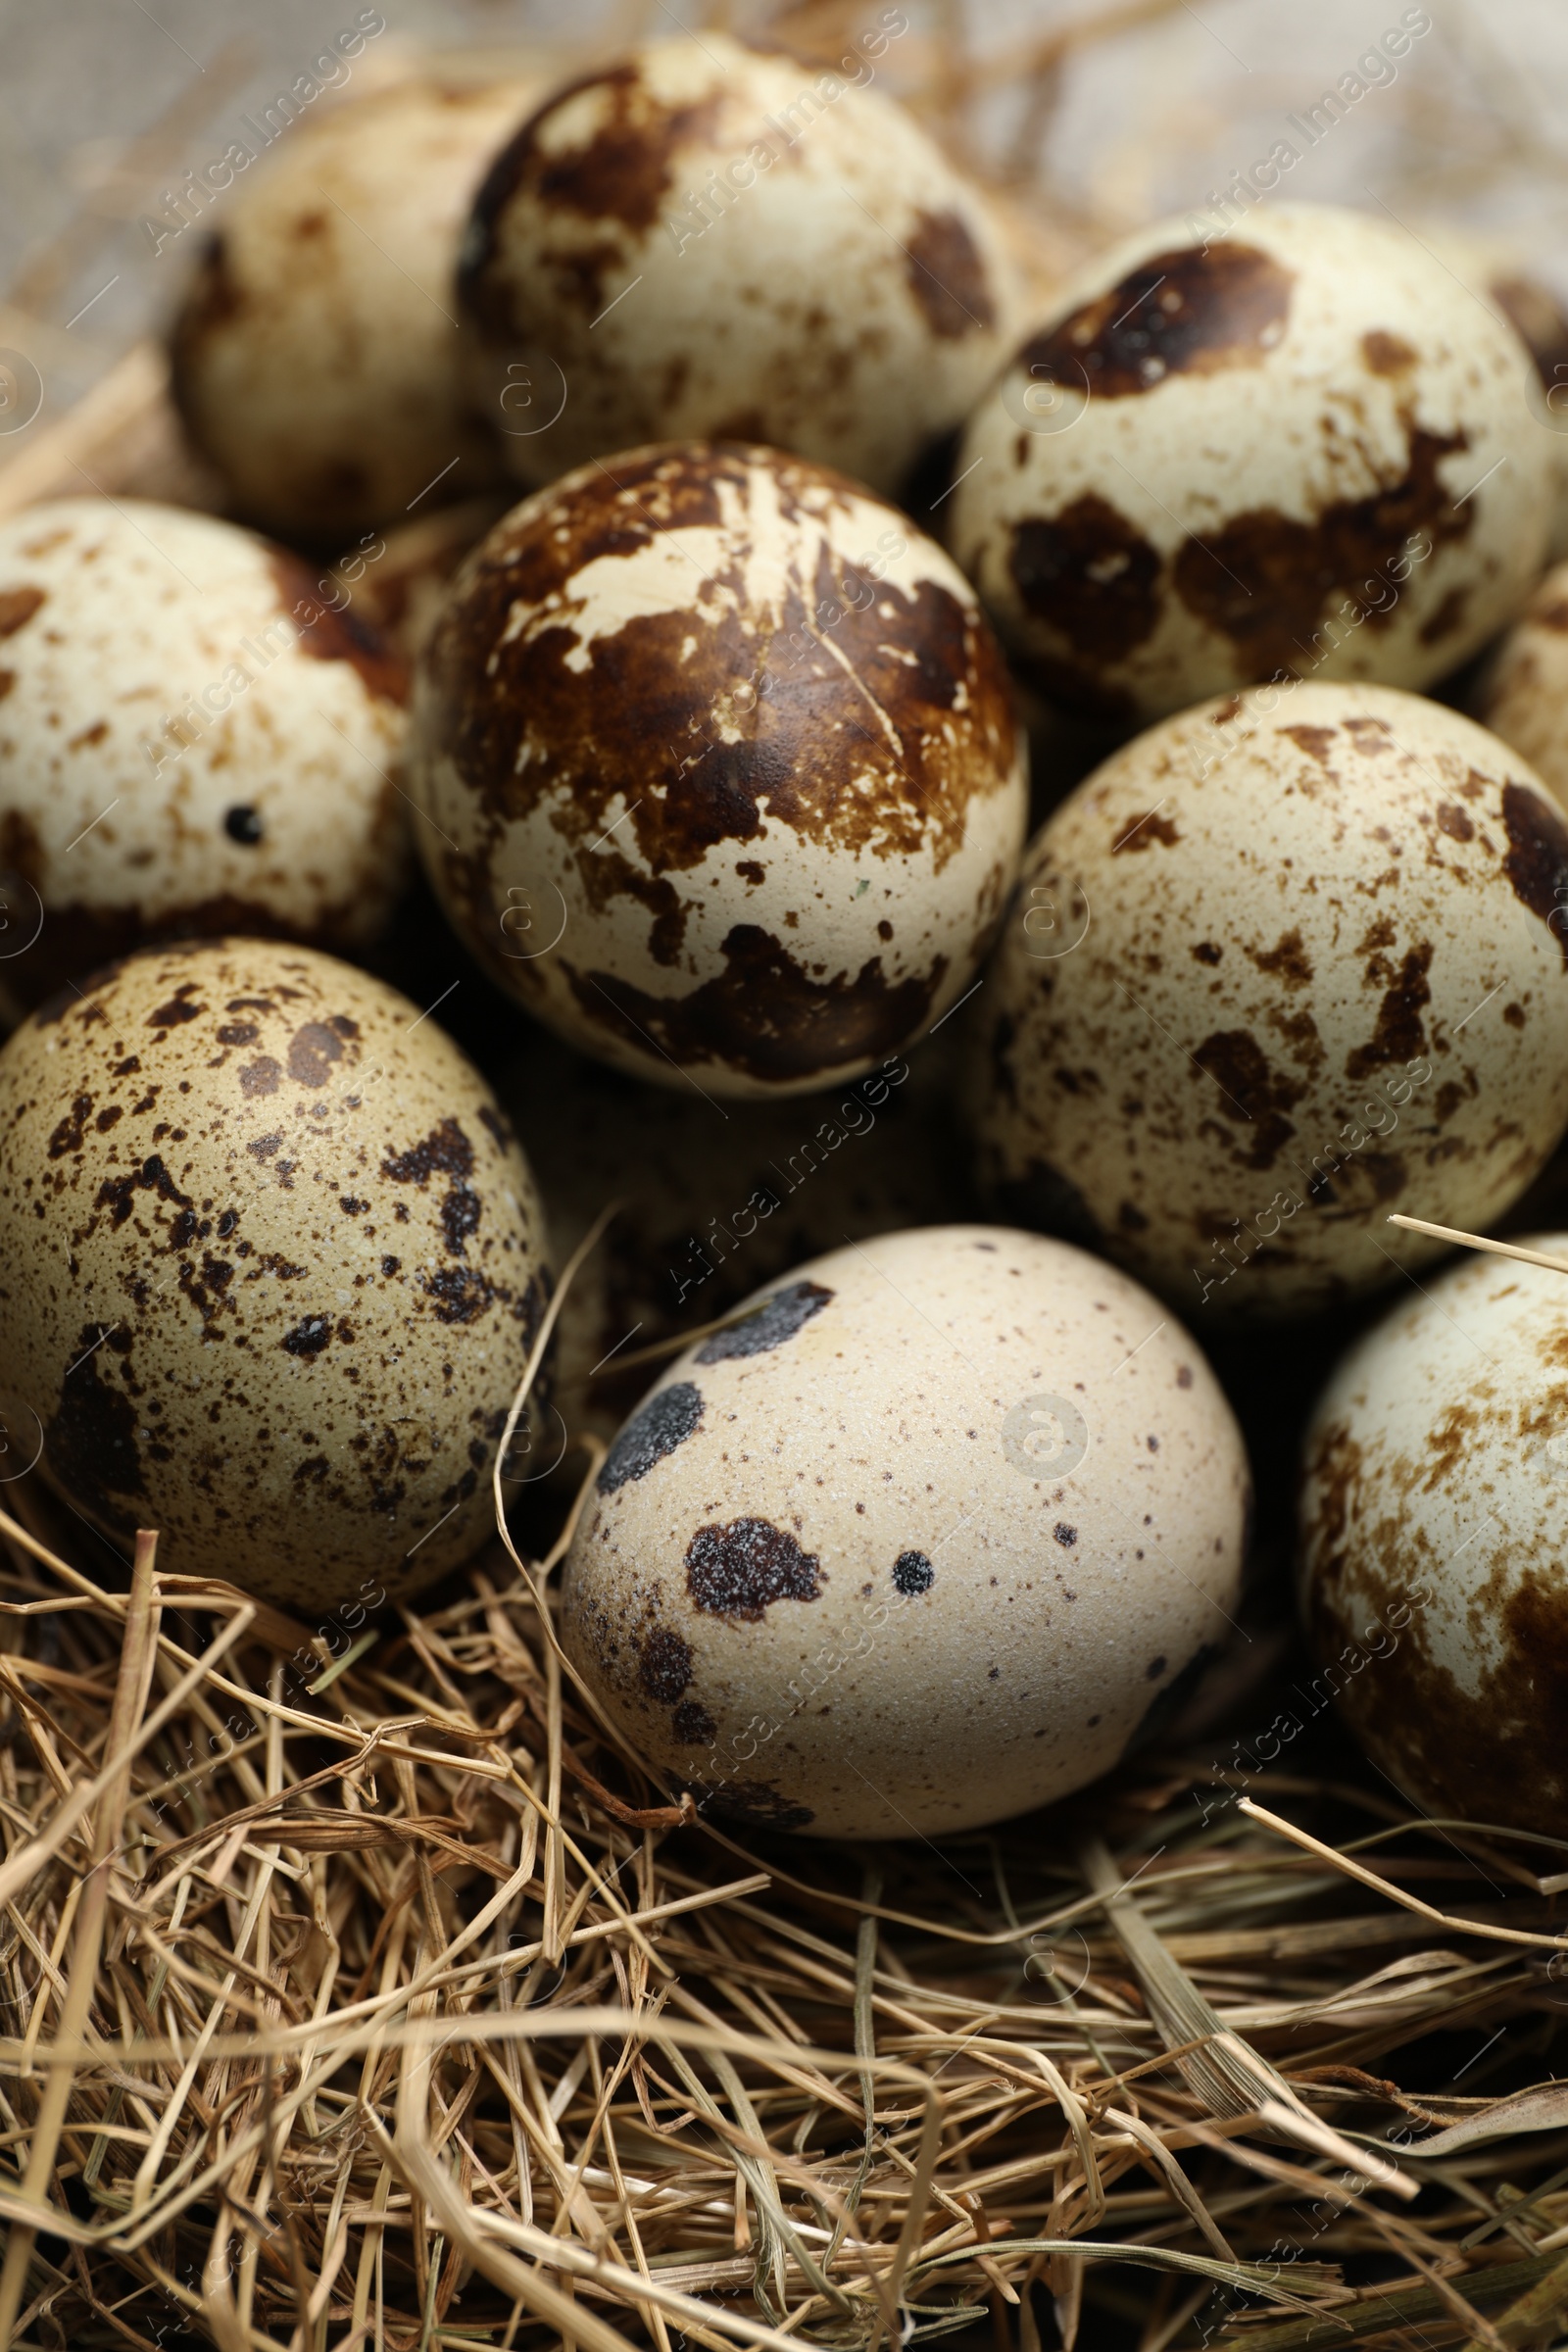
{"left": 4, "top": 37, "right": 1568, "bottom": 1839}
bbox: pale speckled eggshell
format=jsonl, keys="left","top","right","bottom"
{"left": 561, "top": 1225, "right": 1250, "bottom": 1838}
{"left": 1298, "top": 1235, "right": 1568, "bottom": 1837}
{"left": 1474, "top": 560, "right": 1568, "bottom": 813}
{"left": 0, "top": 939, "right": 551, "bottom": 1608}
{"left": 412, "top": 442, "right": 1027, "bottom": 1098}
{"left": 1424, "top": 225, "right": 1568, "bottom": 564}
{"left": 458, "top": 35, "right": 1021, "bottom": 498}
{"left": 973, "top": 682, "right": 1568, "bottom": 1320}
{"left": 171, "top": 78, "right": 540, "bottom": 538}
{"left": 951, "top": 204, "right": 1551, "bottom": 722}
{"left": 0, "top": 499, "right": 410, "bottom": 1017}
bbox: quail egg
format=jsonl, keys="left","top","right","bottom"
{"left": 0, "top": 938, "right": 550, "bottom": 1607}
{"left": 458, "top": 33, "right": 1019, "bottom": 498}
{"left": 0, "top": 498, "right": 409, "bottom": 1017}
{"left": 1299, "top": 1235, "right": 1568, "bottom": 1836}
{"left": 1474, "top": 561, "right": 1568, "bottom": 814}
{"left": 951, "top": 203, "right": 1551, "bottom": 721}
{"left": 974, "top": 682, "right": 1568, "bottom": 1318}
{"left": 412, "top": 440, "right": 1026, "bottom": 1097}
{"left": 562, "top": 1224, "right": 1250, "bottom": 1838}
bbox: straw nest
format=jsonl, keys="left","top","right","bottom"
{"left": 7, "top": 4, "right": 1568, "bottom": 2348}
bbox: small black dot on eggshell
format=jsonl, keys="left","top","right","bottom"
{"left": 224, "top": 805, "right": 265, "bottom": 844}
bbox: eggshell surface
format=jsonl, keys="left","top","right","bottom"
{"left": 458, "top": 35, "right": 1019, "bottom": 497}
{"left": 561, "top": 1225, "right": 1250, "bottom": 1838}
{"left": 973, "top": 683, "right": 1568, "bottom": 1319}
{"left": 951, "top": 204, "right": 1551, "bottom": 720}
{"left": 413, "top": 441, "right": 1027, "bottom": 1096}
{"left": 171, "top": 78, "right": 540, "bottom": 537}
{"left": 1298, "top": 1236, "right": 1568, "bottom": 1837}
{"left": 0, "top": 940, "right": 551, "bottom": 1607}
{"left": 0, "top": 499, "right": 409, "bottom": 1015}
{"left": 1474, "top": 559, "right": 1568, "bottom": 813}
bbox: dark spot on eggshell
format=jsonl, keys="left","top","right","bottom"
{"left": 686, "top": 1516, "right": 821, "bottom": 1621}
{"left": 689, "top": 1779, "right": 814, "bottom": 1831}
{"left": 1247, "top": 928, "right": 1313, "bottom": 989}
{"left": 147, "top": 986, "right": 205, "bottom": 1030}
{"left": 281, "top": 1315, "right": 333, "bottom": 1357}
{"left": 1280, "top": 724, "right": 1338, "bottom": 766}
{"left": 224, "top": 806, "right": 265, "bottom": 845}
{"left": 1112, "top": 808, "right": 1180, "bottom": 853}
{"left": 240, "top": 1057, "right": 280, "bottom": 1098}
{"left": 1171, "top": 426, "right": 1474, "bottom": 680}
{"left": 638, "top": 1624, "right": 693, "bottom": 1702}
{"left": 1346, "top": 942, "right": 1432, "bottom": 1080}
{"left": 47, "top": 1095, "right": 93, "bottom": 1161}
{"left": 598, "top": 1380, "right": 704, "bottom": 1493}
{"left": 1501, "top": 781, "right": 1568, "bottom": 968}
{"left": 1492, "top": 274, "right": 1568, "bottom": 399}
{"left": 264, "top": 551, "right": 408, "bottom": 706}
{"left": 672, "top": 1697, "right": 716, "bottom": 1743}
{"left": 96, "top": 1152, "right": 193, "bottom": 1230}
{"left": 46, "top": 1325, "right": 143, "bottom": 1525}
{"left": 697, "top": 1279, "right": 833, "bottom": 1362}
{"left": 1362, "top": 330, "right": 1417, "bottom": 376}
{"left": 904, "top": 207, "right": 996, "bottom": 339}
{"left": 1192, "top": 1030, "right": 1302, "bottom": 1169}
{"left": 383, "top": 1118, "right": 475, "bottom": 1185}
{"left": 568, "top": 926, "right": 944, "bottom": 1086}
{"left": 1010, "top": 496, "right": 1162, "bottom": 667}
{"left": 440, "top": 1186, "right": 481, "bottom": 1256}
{"left": 287, "top": 1021, "right": 345, "bottom": 1088}
{"left": 1021, "top": 242, "right": 1294, "bottom": 400}
{"left": 893, "top": 1549, "right": 934, "bottom": 1593}
{"left": 0, "top": 585, "right": 45, "bottom": 639}
{"left": 1436, "top": 802, "right": 1475, "bottom": 843}
{"left": 1054, "top": 1524, "right": 1077, "bottom": 1547}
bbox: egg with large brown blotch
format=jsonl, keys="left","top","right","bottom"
{"left": 1298, "top": 1239, "right": 1568, "bottom": 1838}
{"left": 0, "top": 499, "right": 409, "bottom": 1018}
{"left": 972, "top": 683, "right": 1568, "bottom": 1319}
{"left": 412, "top": 441, "right": 1027, "bottom": 1096}
{"left": 170, "top": 76, "right": 541, "bottom": 539}
{"left": 457, "top": 34, "right": 1019, "bottom": 497}
{"left": 561, "top": 1225, "right": 1250, "bottom": 1838}
{"left": 951, "top": 204, "right": 1552, "bottom": 721}
{"left": 0, "top": 940, "right": 551, "bottom": 1608}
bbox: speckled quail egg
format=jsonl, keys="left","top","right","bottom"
{"left": 562, "top": 1224, "right": 1250, "bottom": 1838}
{"left": 1425, "top": 226, "right": 1568, "bottom": 564}
{"left": 973, "top": 682, "right": 1568, "bottom": 1319}
{"left": 504, "top": 1024, "right": 971, "bottom": 1440}
{"left": 1473, "top": 562, "right": 1568, "bottom": 814}
{"left": 0, "top": 939, "right": 550, "bottom": 1607}
{"left": 413, "top": 440, "right": 1027, "bottom": 1098}
{"left": 950, "top": 203, "right": 1551, "bottom": 722}
{"left": 457, "top": 33, "right": 1020, "bottom": 498}
{"left": 1299, "top": 1234, "right": 1568, "bottom": 1837}
{"left": 170, "top": 76, "right": 540, "bottom": 538}
{"left": 0, "top": 498, "right": 409, "bottom": 1018}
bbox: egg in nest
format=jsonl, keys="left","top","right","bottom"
{"left": 170, "top": 76, "right": 541, "bottom": 539}
{"left": 562, "top": 1225, "right": 1250, "bottom": 1838}
{"left": 412, "top": 441, "right": 1027, "bottom": 1097}
{"left": 972, "top": 683, "right": 1568, "bottom": 1318}
{"left": 457, "top": 33, "right": 1019, "bottom": 498}
{"left": 950, "top": 203, "right": 1552, "bottom": 721}
{"left": 0, "top": 499, "right": 409, "bottom": 1017}
{"left": 1299, "top": 1236, "right": 1568, "bottom": 1838}
{"left": 0, "top": 940, "right": 551, "bottom": 1607}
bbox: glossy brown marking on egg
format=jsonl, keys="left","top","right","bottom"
{"left": 382, "top": 1118, "right": 474, "bottom": 1185}
{"left": 1280, "top": 724, "right": 1338, "bottom": 765}
{"left": 1501, "top": 782, "right": 1568, "bottom": 967}
{"left": 47, "top": 1095, "right": 93, "bottom": 1160}
{"left": 687, "top": 1516, "right": 821, "bottom": 1621}
{"left": 1436, "top": 802, "right": 1475, "bottom": 843}
{"left": 598, "top": 1380, "right": 704, "bottom": 1493}
{"left": 1192, "top": 1030, "right": 1302, "bottom": 1169}
{"left": 696, "top": 1278, "right": 832, "bottom": 1361}
{"left": 1112, "top": 808, "right": 1180, "bottom": 853}
{"left": 1192, "top": 941, "right": 1222, "bottom": 965}
{"left": 904, "top": 208, "right": 996, "bottom": 339}
{"left": 281, "top": 1314, "right": 333, "bottom": 1357}
{"left": 1021, "top": 242, "right": 1293, "bottom": 400}
{"left": 1172, "top": 427, "right": 1474, "bottom": 678}
{"left": 1009, "top": 497, "right": 1162, "bottom": 665}
{"left": 567, "top": 926, "right": 943, "bottom": 1084}
{"left": 0, "top": 586, "right": 45, "bottom": 638}
{"left": 147, "top": 986, "right": 204, "bottom": 1029}
{"left": 638, "top": 1624, "right": 693, "bottom": 1702}
{"left": 286, "top": 1022, "right": 346, "bottom": 1087}
{"left": 265, "top": 552, "right": 408, "bottom": 706}
{"left": 1247, "top": 928, "right": 1313, "bottom": 988}
{"left": 427, "top": 445, "right": 1013, "bottom": 883}
{"left": 1362, "top": 330, "right": 1417, "bottom": 376}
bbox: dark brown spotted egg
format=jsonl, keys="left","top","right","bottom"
{"left": 1474, "top": 561, "right": 1568, "bottom": 812}
{"left": 951, "top": 204, "right": 1552, "bottom": 722}
{"left": 412, "top": 441, "right": 1027, "bottom": 1097}
{"left": 170, "top": 77, "right": 541, "bottom": 539}
{"left": 0, "top": 940, "right": 550, "bottom": 1607}
{"left": 561, "top": 1225, "right": 1250, "bottom": 1838}
{"left": 973, "top": 683, "right": 1568, "bottom": 1319}
{"left": 1298, "top": 1238, "right": 1568, "bottom": 1837}
{"left": 457, "top": 34, "right": 1019, "bottom": 497}
{"left": 0, "top": 499, "right": 409, "bottom": 1019}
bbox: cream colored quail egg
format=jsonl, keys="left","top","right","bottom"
{"left": 0, "top": 497, "right": 409, "bottom": 1017}
{"left": 1299, "top": 1235, "right": 1568, "bottom": 1836}
{"left": 457, "top": 33, "right": 1019, "bottom": 497}
{"left": 413, "top": 440, "right": 1027, "bottom": 1098}
{"left": 1474, "top": 560, "right": 1568, "bottom": 814}
{"left": 951, "top": 203, "right": 1551, "bottom": 721}
{"left": 562, "top": 1224, "right": 1250, "bottom": 1838}
{"left": 974, "top": 682, "right": 1568, "bottom": 1318}
{"left": 0, "top": 939, "right": 550, "bottom": 1607}
{"left": 170, "top": 76, "right": 539, "bottom": 538}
